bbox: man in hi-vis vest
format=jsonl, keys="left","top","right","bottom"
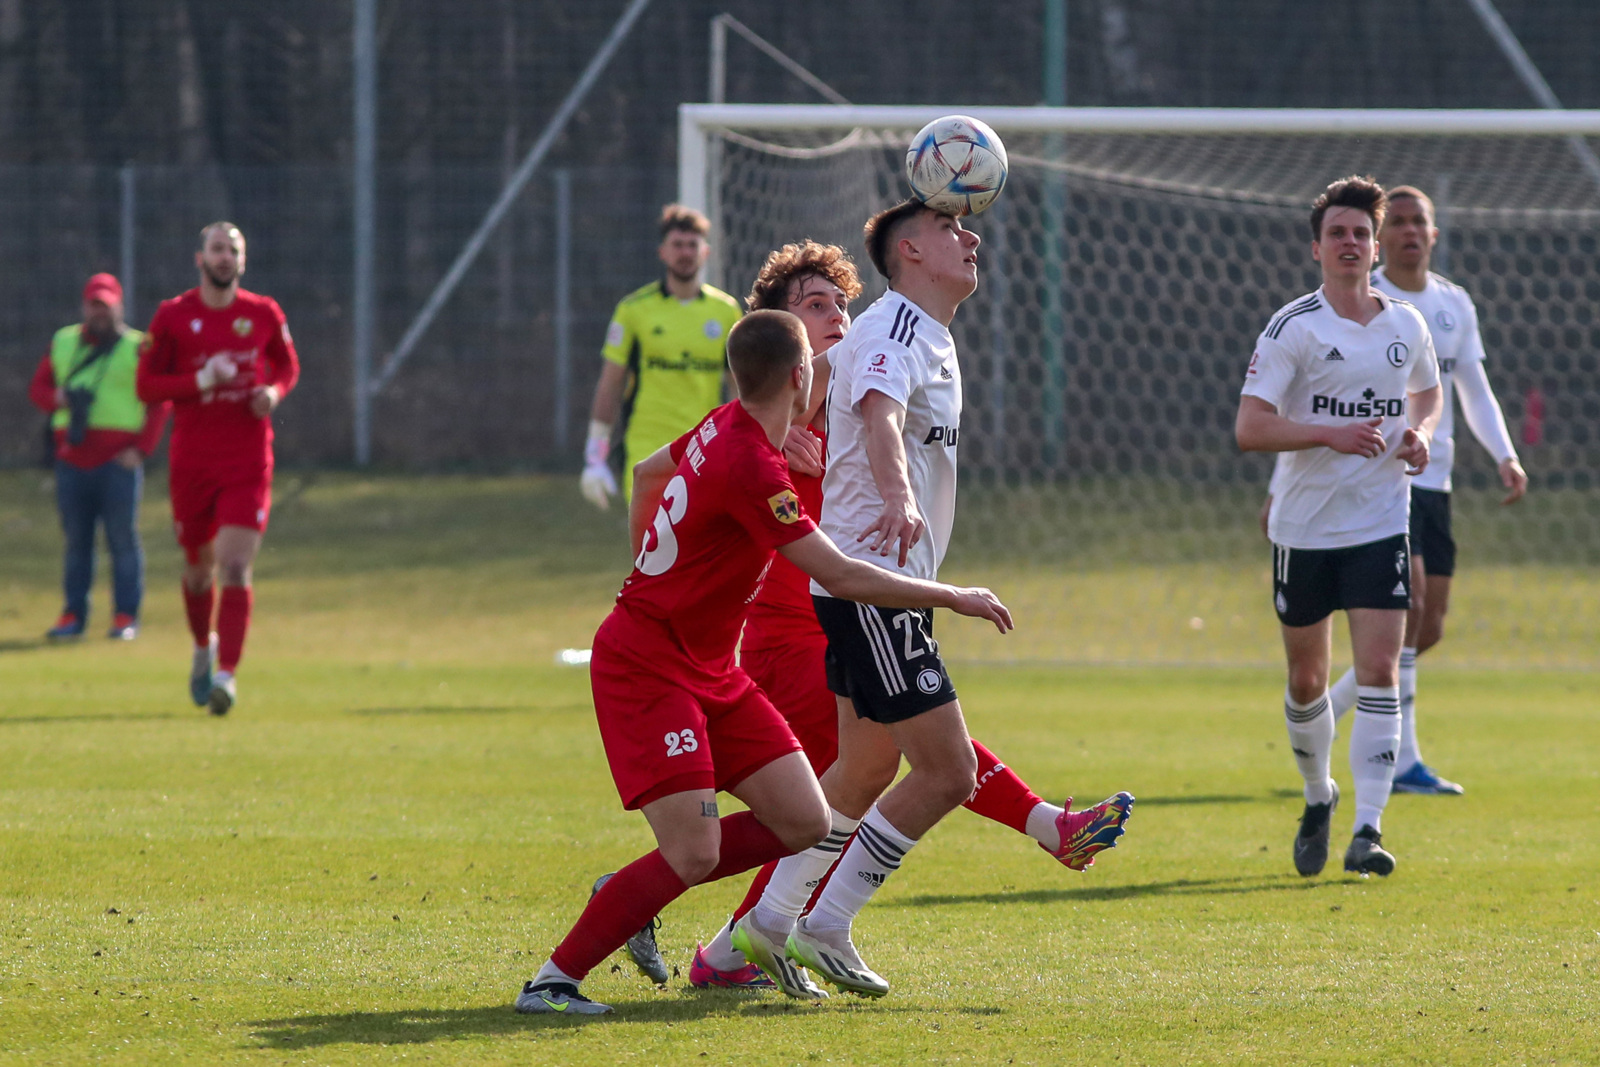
{"left": 28, "top": 274, "right": 168, "bottom": 641}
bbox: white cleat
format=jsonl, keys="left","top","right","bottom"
{"left": 208, "top": 670, "right": 236, "bottom": 717}
{"left": 786, "top": 914, "right": 890, "bottom": 998}
{"left": 730, "top": 915, "right": 828, "bottom": 1000}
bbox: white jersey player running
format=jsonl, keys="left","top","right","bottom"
{"left": 1237, "top": 176, "right": 1441, "bottom": 879}
{"left": 1323, "top": 186, "right": 1527, "bottom": 793}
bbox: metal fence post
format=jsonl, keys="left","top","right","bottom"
{"left": 553, "top": 167, "right": 573, "bottom": 452}
{"left": 353, "top": 0, "right": 377, "bottom": 466}
{"left": 119, "top": 164, "right": 136, "bottom": 324}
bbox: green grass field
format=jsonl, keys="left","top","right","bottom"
{"left": 1, "top": 470, "right": 1597, "bottom": 1065}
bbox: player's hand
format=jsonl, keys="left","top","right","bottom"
{"left": 1396, "top": 426, "right": 1430, "bottom": 475}
{"left": 1258, "top": 493, "right": 1273, "bottom": 540}
{"left": 1323, "top": 417, "right": 1386, "bottom": 458}
{"left": 859, "top": 496, "right": 925, "bottom": 568}
{"left": 114, "top": 446, "right": 142, "bottom": 470}
{"left": 948, "top": 586, "right": 1013, "bottom": 634}
{"left": 783, "top": 426, "right": 824, "bottom": 478}
{"left": 248, "top": 385, "right": 280, "bottom": 418}
{"left": 580, "top": 462, "right": 617, "bottom": 510}
{"left": 195, "top": 354, "right": 238, "bottom": 392}
{"left": 1498, "top": 457, "right": 1528, "bottom": 505}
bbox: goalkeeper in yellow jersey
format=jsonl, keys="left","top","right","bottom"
{"left": 580, "top": 204, "right": 743, "bottom": 507}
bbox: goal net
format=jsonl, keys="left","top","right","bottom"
{"left": 682, "top": 106, "right": 1600, "bottom": 669}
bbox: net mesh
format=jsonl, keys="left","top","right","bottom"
{"left": 713, "top": 122, "right": 1600, "bottom": 668}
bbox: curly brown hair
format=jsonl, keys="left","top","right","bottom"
{"left": 745, "top": 240, "right": 864, "bottom": 312}
{"left": 1309, "top": 175, "right": 1386, "bottom": 242}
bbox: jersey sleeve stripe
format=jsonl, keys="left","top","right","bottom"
{"left": 1264, "top": 294, "right": 1320, "bottom": 337}
{"left": 1266, "top": 300, "right": 1321, "bottom": 340}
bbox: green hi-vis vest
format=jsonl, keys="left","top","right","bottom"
{"left": 49, "top": 325, "right": 147, "bottom": 433}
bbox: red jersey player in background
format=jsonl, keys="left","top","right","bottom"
{"left": 684, "top": 241, "right": 1135, "bottom": 991}
{"left": 515, "top": 310, "right": 1012, "bottom": 1016}
{"left": 137, "top": 222, "right": 299, "bottom": 715}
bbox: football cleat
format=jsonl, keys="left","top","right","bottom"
{"left": 1391, "top": 762, "right": 1464, "bottom": 795}
{"left": 208, "top": 670, "right": 236, "bottom": 717}
{"left": 689, "top": 942, "right": 774, "bottom": 989}
{"left": 730, "top": 915, "right": 827, "bottom": 1000}
{"left": 1294, "top": 781, "right": 1339, "bottom": 877}
{"left": 46, "top": 613, "right": 84, "bottom": 641}
{"left": 590, "top": 873, "right": 668, "bottom": 984}
{"left": 1043, "top": 791, "right": 1135, "bottom": 871}
{"left": 1344, "top": 824, "right": 1396, "bottom": 877}
{"left": 106, "top": 613, "right": 139, "bottom": 641}
{"left": 785, "top": 914, "right": 889, "bottom": 999}
{"left": 190, "top": 635, "right": 218, "bottom": 707}
{"left": 513, "top": 980, "right": 612, "bottom": 1015}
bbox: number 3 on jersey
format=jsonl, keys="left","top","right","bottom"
{"left": 636, "top": 475, "right": 688, "bottom": 575}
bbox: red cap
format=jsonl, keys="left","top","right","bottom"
{"left": 82, "top": 273, "right": 123, "bottom": 307}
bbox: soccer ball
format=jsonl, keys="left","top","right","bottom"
{"left": 905, "top": 115, "right": 1009, "bottom": 217}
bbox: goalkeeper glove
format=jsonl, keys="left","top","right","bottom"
{"left": 195, "top": 354, "right": 238, "bottom": 392}
{"left": 580, "top": 420, "right": 618, "bottom": 510}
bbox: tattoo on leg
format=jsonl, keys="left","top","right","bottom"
{"left": 701, "top": 801, "right": 719, "bottom": 818}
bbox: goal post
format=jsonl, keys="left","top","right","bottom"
{"left": 682, "top": 105, "right": 1600, "bottom": 668}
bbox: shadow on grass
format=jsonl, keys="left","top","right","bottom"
{"left": 0, "top": 712, "right": 183, "bottom": 726}
{"left": 1134, "top": 789, "right": 1303, "bottom": 805}
{"left": 0, "top": 638, "right": 47, "bottom": 654}
{"left": 891, "top": 873, "right": 1332, "bottom": 908}
{"left": 249, "top": 996, "right": 1002, "bottom": 1047}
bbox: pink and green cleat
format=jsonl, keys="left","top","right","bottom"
{"left": 1043, "top": 791, "right": 1135, "bottom": 871}
{"left": 688, "top": 943, "right": 775, "bottom": 989}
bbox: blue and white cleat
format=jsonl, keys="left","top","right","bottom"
{"left": 190, "top": 634, "right": 218, "bottom": 707}
{"left": 514, "top": 980, "right": 612, "bottom": 1015}
{"left": 1391, "top": 762, "right": 1463, "bottom": 795}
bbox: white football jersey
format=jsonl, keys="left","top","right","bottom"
{"left": 1243, "top": 286, "right": 1440, "bottom": 550}
{"left": 1372, "top": 267, "right": 1487, "bottom": 492}
{"left": 811, "top": 290, "right": 961, "bottom": 591}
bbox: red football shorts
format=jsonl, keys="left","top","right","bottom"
{"left": 741, "top": 627, "right": 838, "bottom": 776}
{"left": 591, "top": 608, "right": 803, "bottom": 811}
{"left": 170, "top": 463, "right": 273, "bottom": 561}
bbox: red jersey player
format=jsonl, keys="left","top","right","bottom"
{"left": 682, "top": 242, "right": 1136, "bottom": 992}
{"left": 136, "top": 222, "right": 299, "bottom": 715}
{"left": 515, "top": 310, "right": 1012, "bottom": 1016}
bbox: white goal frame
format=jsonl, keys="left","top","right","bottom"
{"left": 678, "top": 103, "right": 1600, "bottom": 216}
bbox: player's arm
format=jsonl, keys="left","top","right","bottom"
{"left": 1235, "top": 396, "right": 1386, "bottom": 457}
{"left": 628, "top": 444, "right": 678, "bottom": 557}
{"left": 136, "top": 313, "right": 237, "bottom": 402}
{"left": 779, "top": 529, "right": 1011, "bottom": 633}
{"left": 1393, "top": 383, "right": 1442, "bottom": 475}
{"left": 859, "top": 388, "right": 925, "bottom": 566}
{"left": 582, "top": 304, "right": 634, "bottom": 509}
{"left": 1453, "top": 359, "right": 1527, "bottom": 504}
{"left": 780, "top": 352, "right": 831, "bottom": 477}
{"left": 249, "top": 307, "right": 299, "bottom": 418}
{"left": 28, "top": 351, "right": 60, "bottom": 412}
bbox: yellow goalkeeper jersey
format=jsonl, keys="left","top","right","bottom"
{"left": 602, "top": 280, "right": 742, "bottom": 497}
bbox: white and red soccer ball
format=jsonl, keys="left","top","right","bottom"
{"left": 905, "top": 115, "right": 1009, "bottom": 217}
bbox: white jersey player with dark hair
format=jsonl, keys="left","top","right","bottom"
{"left": 731, "top": 199, "right": 1133, "bottom": 1000}
{"left": 1237, "top": 175, "right": 1441, "bottom": 879}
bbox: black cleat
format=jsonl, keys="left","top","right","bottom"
{"left": 591, "top": 873, "right": 668, "bottom": 984}
{"left": 1293, "top": 781, "right": 1339, "bottom": 877}
{"left": 1344, "top": 824, "right": 1396, "bottom": 877}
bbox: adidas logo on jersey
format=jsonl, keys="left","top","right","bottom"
{"left": 1323, "top": 347, "right": 1344, "bottom": 361}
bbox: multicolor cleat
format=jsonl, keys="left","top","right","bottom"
{"left": 1043, "top": 791, "right": 1135, "bottom": 870}
{"left": 785, "top": 914, "right": 889, "bottom": 998}
{"left": 514, "top": 980, "right": 612, "bottom": 1015}
{"left": 1391, "top": 762, "right": 1463, "bottom": 795}
{"left": 730, "top": 916, "right": 827, "bottom": 1000}
{"left": 688, "top": 942, "right": 775, "bottom": 989}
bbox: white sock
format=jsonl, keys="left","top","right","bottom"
{"left": 1284, "top": 689, "right": 1336, "bottom": 804}
{"left": 1350, "top": 686, "right": 1402, "bottom": 833}
{"left": 1397, "top": 647, "right": 1421, "bottom": 769}
{"left": 532, "top": 958, "right": 579, "bottom": 987}
{"left": 1328, "top": 667, "right": 1358, "bottom": 724}
{"left": 699, "top": 915, "right": 746, "bottom": 972}
{"left": 749, "top": 808, "right": 860, "bottom": 938}
{"left": 807, "top": 804, "right": 917, "bottom": 932}
{"left": 1025, "top": 801, "right": 1066, "bottom": 851}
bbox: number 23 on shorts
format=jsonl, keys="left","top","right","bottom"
{"left": 664, "top": 729, "right": 699, "bottom": 757}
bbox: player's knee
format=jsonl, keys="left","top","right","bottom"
{"left": 929, "top": 749, "right": 979, "bottom": 811}
{"left": 775, "top": 797, "right": 830, "bottom": 853}
{"left": 1286, "top": 667, "right": 1326, "bottom": 705}
{"left": 217, "top": 560, "right": 252, "bottom": 587}
{"left": 660, "top": 839, "right": 720, "bottom": 886}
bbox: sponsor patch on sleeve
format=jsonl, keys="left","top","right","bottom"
{"left": 605, "top": 321, "right": 625, "bottom": 348}
{"left": 767, "top": 490, "right": 801, "bottom": 524}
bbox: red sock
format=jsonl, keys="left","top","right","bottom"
{"left": 549, "top": 812, "right": 789, "bottom": 981}
{"left": 962, "top": 738, "right": 1044, "bottom": 834}
{"left": 183, "top": 584, "right": 215, "bottom": 647}
{"left": 216, "top": 586, "right": 252, "bottom": 673}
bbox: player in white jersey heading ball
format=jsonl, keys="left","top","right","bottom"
{"left": 1237, "top": 176, "right": 1441, "bottom": 878}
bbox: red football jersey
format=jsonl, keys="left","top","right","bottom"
{"left": 614, "top": 401, "right": 817, "bottom": 673}
{"left": 741, "top": 420, "right": 826, "bottom": 650}
{"left": 136, "top": 288, "right": 299, "bottom": 469}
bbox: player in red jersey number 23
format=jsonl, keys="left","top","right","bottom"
{"left": 136, "top": 222, "right": 299, "bottom": 716}
{"left": 514, "top": 310, "right": 1012, "bottom": 1016}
